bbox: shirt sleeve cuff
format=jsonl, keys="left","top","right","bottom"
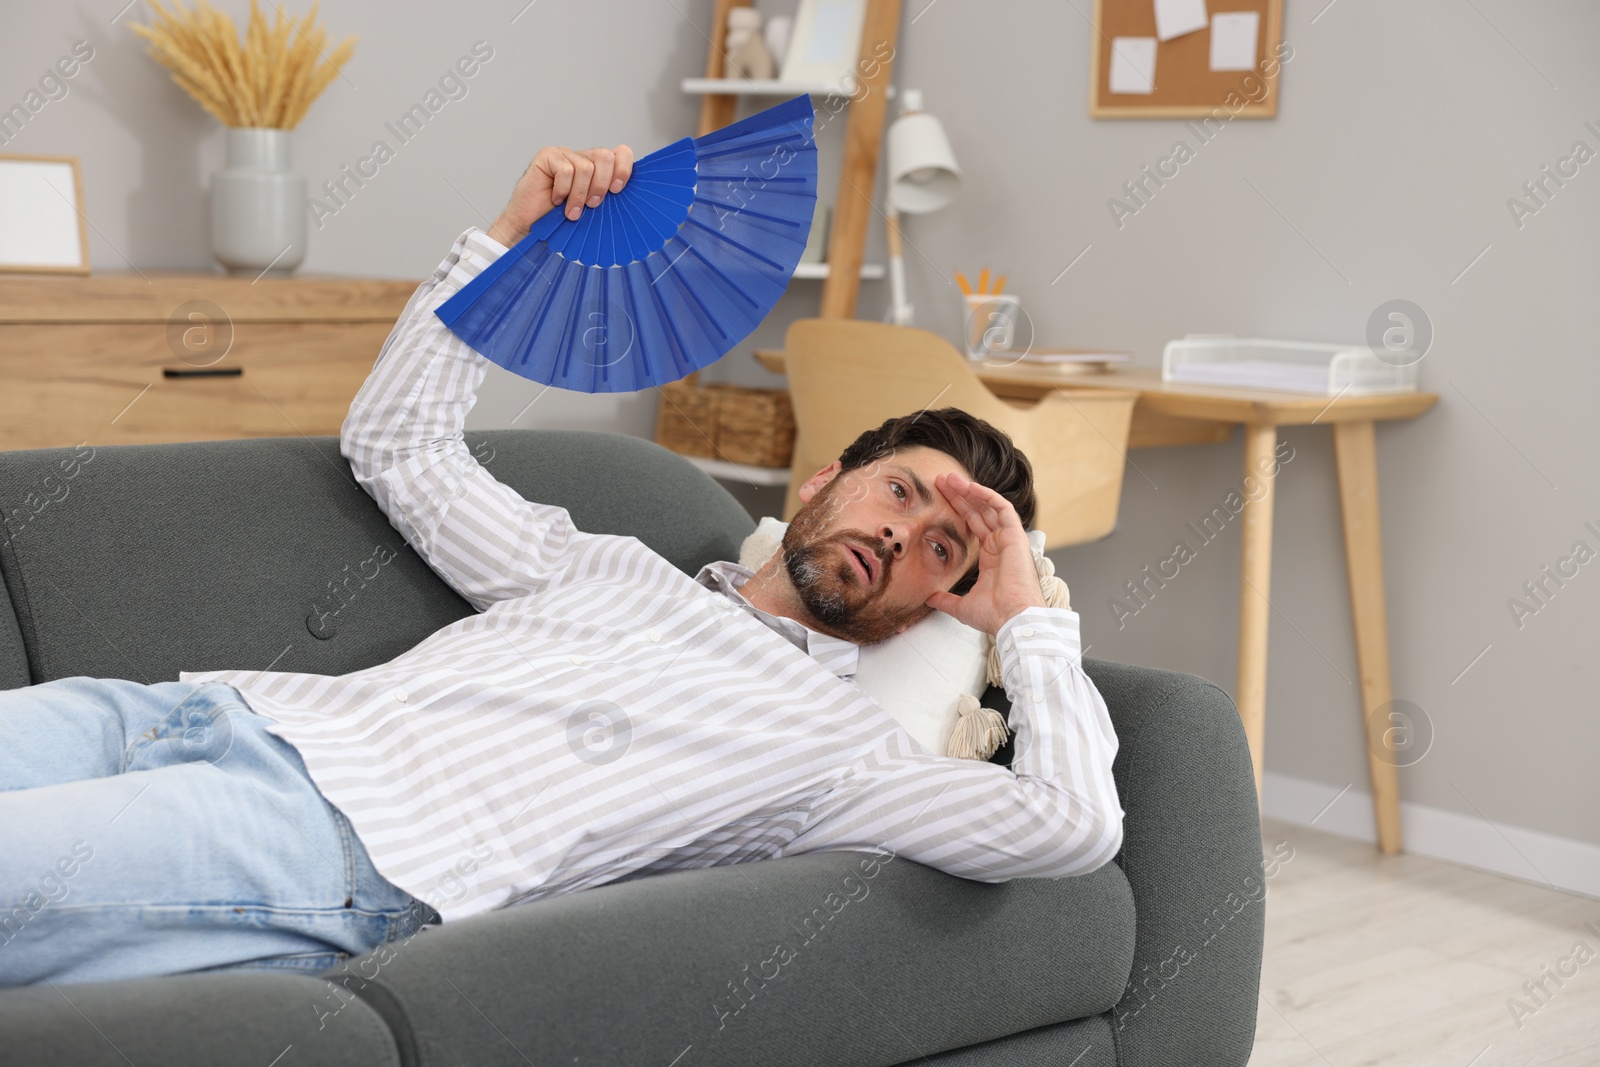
{"left": 466, "top": 226, "right": 510, "bottom": 260}
{"left": 439, "top": 226, "right": 510, "bottom": 291}
{"left": 994, "top": 606, "right": 1082, "bottom": 690}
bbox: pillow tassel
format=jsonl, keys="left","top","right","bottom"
{"left": 946, "top": 692, "right": 1010, "bottom": 761}
{"left": 738, "top": 524, "right": 785, "bottom": 572}
{"left": 985, "top": 555, "right": 1072, "bottom": 687}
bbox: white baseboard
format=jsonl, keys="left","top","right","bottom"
{"left": 1262, "top": 771, "right": 1600, "bottom": 901}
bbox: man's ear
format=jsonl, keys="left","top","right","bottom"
{"left": 796, "top": 459, "right": 842, "bottom": 504}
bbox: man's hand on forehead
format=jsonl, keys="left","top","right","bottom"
{"left": 924, "top": 471, "right": 1045, "bottom": 638}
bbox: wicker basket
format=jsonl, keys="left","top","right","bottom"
{"left": 655, "top": 376, "right": 796, "bottom": 468}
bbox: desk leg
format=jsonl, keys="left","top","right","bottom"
{"left": 1333, "top": 420, "right": 1405, "bottom": 855}
{"left": 1236, "top": 423, "right": 1276, "bottom": 809}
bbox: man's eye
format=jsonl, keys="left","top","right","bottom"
{"left": 890, "top": 481, "right": 906, "bottom": 500}
{"left": 933, "top": 541, "right": 948, "bottom": 560}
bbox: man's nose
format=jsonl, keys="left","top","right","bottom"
{"left": 877, "top": 522, "right": 907, "bottom": 557}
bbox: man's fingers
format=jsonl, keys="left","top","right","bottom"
{"left": 547, "top": 149, "right": 575, "bottom": 206}
{"left": 945, "top": 469, "right": 1005, "bottom": 507}
{"left": 952, "top": 472, "right": 1010, "bottom": 524}
{"left": 942, "top": 472, "right": 1019, "bottom": 539}
{"left": 564, "top": 150, "right": 595, "bottom": 219}
{"left": 950, "top": 495, "right": 995, "bottom": 546}
{"left": 585, "top": 148, "right": 615, "bottom": 207}
{"left": 610, "top": 144, "right": 634, "bottom": 192}
{"left": 939, "top": 473, "right": 999, "bottom": 543}
{"left": 521, "top": 143, "right": 635, "bottom": 225}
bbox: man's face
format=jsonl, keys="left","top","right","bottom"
{"left": 780, "top": 445, "right": 980, "bottom": 645}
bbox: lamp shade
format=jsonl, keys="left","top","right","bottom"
{"left": 887, "top": 103, "right": 960, "bottom": 215}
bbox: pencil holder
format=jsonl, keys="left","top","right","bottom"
{"left": 963, "top": 293, "right": 1021, "bottom": 359}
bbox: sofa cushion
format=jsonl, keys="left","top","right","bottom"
{"left": 333, "top": 848, "right": 1135, "bottom": 1067}
{"left": 0, "top": 971, "right": 400, "bottom": 1067}
{"left": 0, "top": 430, "right": 752, "bottom": 685}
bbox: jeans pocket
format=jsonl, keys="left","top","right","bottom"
{"left": 327, "top": 807, "right": 361, "bottom": 910}
{"left": 386, "top": 897, "right": 441, "bottom": 943}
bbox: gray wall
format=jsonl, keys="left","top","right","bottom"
{"left": 4, "top": 1, "right": 1595, "bottom": 848}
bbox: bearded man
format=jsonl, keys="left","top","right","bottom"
{"left": 0, "top": 143, "right": 1122, "bottom": 988}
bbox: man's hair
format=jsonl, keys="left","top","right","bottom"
{"left": 836, "top": 407, "right": 1036, "bottom": 597}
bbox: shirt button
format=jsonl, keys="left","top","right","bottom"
{"left": 1031, "top": 688, "right": 1044, "bottom": 702}
{"left": 649, "top": 632, "right": 661, "bottom": 642}
{"left": 393, "top": 688, "right": 409, "bottom": 703}
{"left": 570, "top": 655, "right": 585, "bottom": 666}
{"left": 1021, "top": 628, "right": 1036, "bottom": 637}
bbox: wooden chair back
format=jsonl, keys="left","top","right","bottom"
{"left": 779, "top": 318, "right": 1137, "bottom": 550}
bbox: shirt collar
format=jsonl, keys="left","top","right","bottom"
{"left": 693, "top": 560, "right": 861, "bottom": 679}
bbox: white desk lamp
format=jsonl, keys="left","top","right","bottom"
{"left": 885, "top": 89, "right": 961, "bottom": 327}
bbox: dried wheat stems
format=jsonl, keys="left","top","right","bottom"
{"left": 127, "top": 0, "right": 355, "bottom": 129}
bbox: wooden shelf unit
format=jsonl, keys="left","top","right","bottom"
{"left": 664, "top": 0, "right": 903, "bottom": 483}
{"left": 682, "top": 454, "right": 792, "bottom": 486}
{"left": 693, "top": 0, "right": 901, "bottom": 334}
{"left": 681, "top": 77, "right": 898, "bottom": 98}
{"left": 792, "top": 262, "right": 886, "bottom": 280}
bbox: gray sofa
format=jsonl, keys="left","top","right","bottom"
{"left": 0, "top": 429, "right": 1265, "bottom": 1066}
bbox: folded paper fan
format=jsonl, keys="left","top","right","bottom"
{"left": 435, "top": 94, "right": 818, "bottom": 393}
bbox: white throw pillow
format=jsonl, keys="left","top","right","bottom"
{"left": 737, "top": 517, "right": 1050, "bottom": 758}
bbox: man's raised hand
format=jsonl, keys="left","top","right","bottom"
{"left": 923, "top": 471, "right": 1046, "bottom": 638}
{"left": 487, "top": 144, "right": 635, "bottom": 248}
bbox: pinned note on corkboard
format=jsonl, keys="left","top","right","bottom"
{"left": 1090, "top": 0, "right": 1285, "bottom": 118}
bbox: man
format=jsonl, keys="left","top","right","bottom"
{"left": 0, "top": 144, "right": 1122, "bottom": 988}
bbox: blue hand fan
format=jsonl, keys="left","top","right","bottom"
{"left": 435, "top": 94, "right": 818, "bottom": 393}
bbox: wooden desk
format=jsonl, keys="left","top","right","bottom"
{"left": 756, "top": 348, "right": 1439, "bottom": 855}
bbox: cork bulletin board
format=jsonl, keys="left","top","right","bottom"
{"left": 1090, "top": 0, "right": 1284, "bottom": 118}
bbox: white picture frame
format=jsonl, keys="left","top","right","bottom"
{"left": 780, "top": 0, "right": 868, "bottom": 90}
{"left": 0, "top": 154, "right": 89, "bottom": 274}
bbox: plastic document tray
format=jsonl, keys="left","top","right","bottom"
{"left": 1162, "top": 335, "right": 1420, "bottom": 395}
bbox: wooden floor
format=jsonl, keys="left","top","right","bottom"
{"left": 1252, "top": 818, "right": 1600, "bottom": 1066}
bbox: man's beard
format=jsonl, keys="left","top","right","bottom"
{"left": 779, "top": 477, "right": 932, "bottom": 645}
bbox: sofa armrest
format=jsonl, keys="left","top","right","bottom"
{"left": 1084, "top": 658, "right": 1265, "bottom": 1067}
{"left": 328, "top": 657, "right": 1259, "bottom": 1067}
{"left": 330, "top": 847, "right": 1134, "bottom": 1067}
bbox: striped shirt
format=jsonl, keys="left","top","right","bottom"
{"left": 179, "top": 226, "right": 1124, "bottom": 923}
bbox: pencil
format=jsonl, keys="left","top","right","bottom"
{"left": 955, "top": 271, "right": 972, "bottom": 296}
{"left": 977, "top": 267, "right": 990, "bottom": 294}
{"left": 992, "top": 274, "right": 1007, "bottom": 296}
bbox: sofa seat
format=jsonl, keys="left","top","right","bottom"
{"left": 0, "top": 971, "right": 402, "bottom": 1066}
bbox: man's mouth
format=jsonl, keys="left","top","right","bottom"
{"left": 844, "top": 541, "right": 876, "bottom": 586}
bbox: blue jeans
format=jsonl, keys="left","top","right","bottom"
{"left": 0, "top": 676, "right": 439, "bottom": 987}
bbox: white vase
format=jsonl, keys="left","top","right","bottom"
{"left": 210, "top": 127, "right": 306, "bottom": 276}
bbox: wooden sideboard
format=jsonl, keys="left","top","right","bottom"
{"left": 0, "top": 272, "right": 421, "bottom": 452}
